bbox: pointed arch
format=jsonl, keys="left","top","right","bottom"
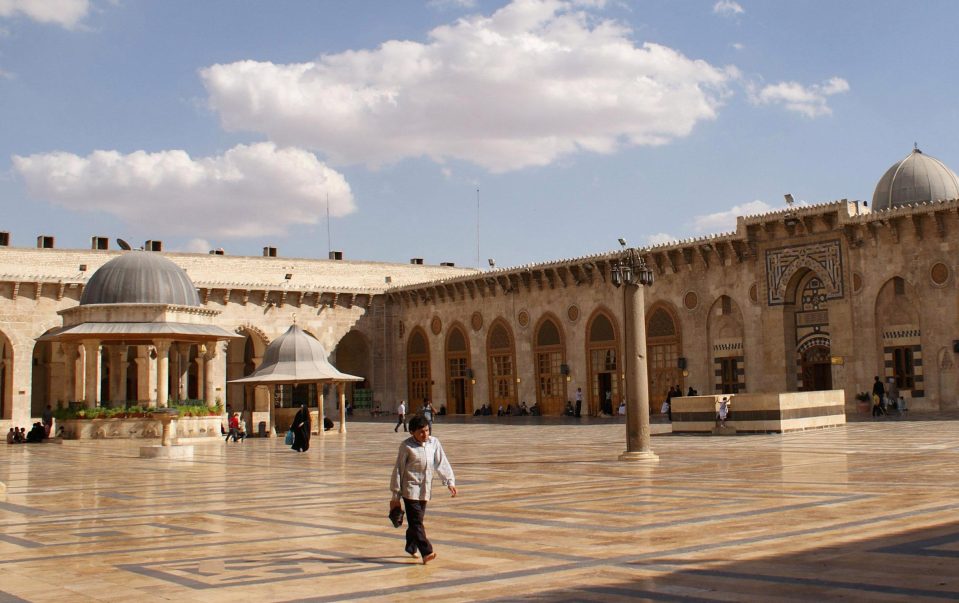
{"left": 334, "top": 330, "right": 371, "bottom": 411}
{"left": 646, "top": 302, "right": 684, "bottom": 402}
{"left": 585, "top": 306, "right": 620, "bottom": 416}
{"left": 533, "top": 312, "right": 567, "bottom": 415}
{"left": 227, "top": 326, "right": 270, "bottom": 412}
{"left": 706, "top": 294, "right": 746, "bottom": 394}
{"left": 875, "top": 276, "right": 923, "bottom": 397}
{"left": 407, "top": 327, "right": 432, "bottom": 407}
{"left": 0, "top": 330, "right": 13, "bottom": 419}
{"left": 445, "top": 322, "right": 472, "bottom": 414}
{"left": 486, "top": 318, "right": 516, "bottom": 412}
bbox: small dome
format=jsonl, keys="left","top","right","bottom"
{"left": 80, "top": 252, "right": 200, "bottom": 306}
{"left": 872, "top": 147, "right": 959, "bottom": 211}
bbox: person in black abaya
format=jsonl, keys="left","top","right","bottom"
{"left": 291, "top": 404, "right": 311, "bottom": 452}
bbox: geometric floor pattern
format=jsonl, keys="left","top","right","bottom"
{"left": 3, "top": 415, "right": 959, "bottom": 601}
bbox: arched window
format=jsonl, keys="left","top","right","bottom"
{"left": 647, "top": 305, "right": 683, "bottom": 402}
{"left": 586, "top": 310, "right": 619, "bottom": 416}
{"left": 445, "top": 324, "right": 471, "bottom": 414}
{"left": 407, "top": 328, "right": 431, "bottom": 407}
{"left": 533, "top": 315, "right": 566, "bottom": 415}
{"left": 487, "top": 320, "right": 516, "bottom": 411}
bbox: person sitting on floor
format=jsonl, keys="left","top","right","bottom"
{"left": 26, "top": 422, "right": 45, "bottom": 443}
{"left": 518, "top": 402, "right": 529, "bottom": 416}
{"left": 497, "top": 405, "right": 505, "bottom": 416}
{"left": 6, "top": 427, "right": 16, "bottom": 444}
{"left": 226, "top": 412, "right": 246, "bottom": 442}
{"left": 564, "top": 401, "right": 575, "bottom": 416}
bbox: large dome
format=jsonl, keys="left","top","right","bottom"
{"left": 872, "top": 147, "right": 959, "bottom": 211}
{"left": 80, "top": 252, "right": 200, "bottom": 306}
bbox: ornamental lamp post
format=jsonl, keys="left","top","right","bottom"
{"left": 611, "top": 244, "right": 659, "bottom": 463}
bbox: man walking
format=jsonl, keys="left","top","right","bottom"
{"left": 395, "top": 400, "right": 407, "bottom": 432}
{"left": 574, "top": 388, "right": 583, "bottom": 418}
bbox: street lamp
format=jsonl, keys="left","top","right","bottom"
{"left": 610, "top": 245, "right": 659, "bottom": 462}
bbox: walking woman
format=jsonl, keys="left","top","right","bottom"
{"left": 291, "top": 404, "right": 311, "bottom": 452}
{"left": 389, "top": 415, "right": 457, "bottom": 564}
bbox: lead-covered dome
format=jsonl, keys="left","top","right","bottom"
{"left": 80, "top": 252, "right": 200, "bottom": 306}
{"left": 872, "top": 147, "right": 959, "bottom": 211}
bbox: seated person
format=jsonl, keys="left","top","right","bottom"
{"left": 505, "top": 404, "right": 512, "bottom": 416}
{"left": 473, "top": 407, "right": 482, "bottom": 416}
{"left": 6, "top": 427, "right": 15, "bottom": 444}
{"left": 530, "top": 403, "right": 540, "bottom": 416}
{"left": 497, "top": 405, "right": 505, "bottom": 416}
{"left": 14, "top": 427, "right": 25, "bottom": 443}
{"left": 518, "top": 402, "right": 529, "bottom": 416}
{"left": 26, "top": 422, "right": 45, "bottom": 443}
{"left": 564, "top": 401, "right": 574, "bottom": 416}
{"left": 438, "top": 404, "right": 447, "bottom": 416}
{"left": 226, "top": 412, "right": 246, "bottom": 442}
{"left": 481, "top": 404, "right": 492, "bottom": 416}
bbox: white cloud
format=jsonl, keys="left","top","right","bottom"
{"left": 427, "top": 0, "right": 477, "bottom": 9}
{"left": 182, "top": 238, "right": 212, "bottom": 254}
{"left": 712, "top": 0, "right": 744, "bottom": 16}
{"left": 692, "top": 200, "right": 773, "bottom": 233}
{"left": 200, "top": 0, "right": 732, "bottom": 173}
{"left": 748, "top": 76, "right": 849, "bottom": 118}
{"left": 645, "top": 232, "right": 675, "bottom": 246}
{"left": 12, "top": 142, "right": 355, "bottom": 239}
{"left": 0, "top": 0, "right": 90, "bottom": 29}
{"left": 731, "top": 42, "right": 744, "bottom": 50}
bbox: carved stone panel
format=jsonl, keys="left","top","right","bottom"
{"left": 765, "top": 240, "right": 844, "bottom": 306}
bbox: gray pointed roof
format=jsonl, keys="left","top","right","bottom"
{"left": 229, "top": 324, "right": 363, "bottom": 385}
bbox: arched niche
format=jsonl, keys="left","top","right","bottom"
{"left": 227, "top": 327, "right": 269, "bottom": 412}
{"left": 706, "top": 295, "right": 746, "bottom": 394}
{"left": 874, "top": 276, "right": 923, "bottom": 397}
{"left": 0, "top": 331, "right": 11, "bottom": 419}
{"left": 532, "top": 313, "right": 567, "bottom": 415}
{"left": 585, "top": 307, "right": 619, "bottom": 416}
{"left": 445, "top": 322, "right": 472, "bottom": 414}
{"left": 780, "top": 268, "right": 833, "bottom": 392}
{"left": 486, "top": 318, "right": 516, "bottom": 412}
{"left": 31, "top": 329, "right": 58, "bottom": 416}
{"left": 333, "top": 330, "right": 371, "bottom": 410}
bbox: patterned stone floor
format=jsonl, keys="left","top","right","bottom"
{"left": 3, "top": 416, "right": 959, "bottom": 602}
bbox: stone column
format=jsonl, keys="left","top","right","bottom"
{"left": 620, "top": 282, "right": 658, "bottom": 462}
{"left": 61, "top": 343, "right": 79, "bottom": 407}
{"left": 154, "top": 340, "right": 171, "bottom": 408}
{"left": 203, "top": 343, "right": 217, "bottom": 408}
{"left": 82, "top": 339, "right": 101, "bottom": 409}
{"left": 317, "top": 386, "right": 325, "bottom": 437}
{"left": 338, "top": 382, "right": 347, "bottom": 434}
{"left": 109, "top": 347, "right": 125, "bottom": 406}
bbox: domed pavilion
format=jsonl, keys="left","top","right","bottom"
{"left": 40, "top": 251, "right": 239, "bottom": 408}
{"left": 871, "top": 146, "right": 959, "bottom": 211}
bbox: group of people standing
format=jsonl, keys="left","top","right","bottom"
{"left": 395, "top": 399, "right": 436, "bottom": 433}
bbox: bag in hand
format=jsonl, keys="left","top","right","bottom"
{"left": 285, "top": 429, "right": 295, "bottom": 446}
{"left": 388, "top": 505, "right": 405, "bottom": 528}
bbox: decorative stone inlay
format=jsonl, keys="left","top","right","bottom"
{"left": 567, "top": 305, "right": 579, "bottom": 322}
{"left": 430, "top": 316, "right": 442, "bottom": 335}
{"left": 931, "top": 262, "right": 949, "bottom": 285}
{"left": 517, "top": 310, "right": 530, "bottom": 328}
{"left": 683, "top": 291, "right": 698, "bottom": 310}
{"left": 471, "top": 311, "right": 484, "bottom": 331}
{"left": 765, "top": 240, "right": 844, "bottom": 306}
{"left": 853, "top": 272, "right": 863, "bottom": 293}
{"left": 748, "top": 283, "right": 758, "bottom": 304}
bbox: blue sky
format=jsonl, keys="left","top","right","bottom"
{"left": 2, "top": 0, "right": 958, "bottom": 269}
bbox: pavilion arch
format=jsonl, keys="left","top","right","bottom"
{"left": 407, "top": 327, "right": 431, "bottom": 410}
{"left": 334, "top": 330, "right": 371, "bottom": 410}
{"left": 706, "top": 295, "right": 746, "bottom": 394}
{"left": 874, "top": 276, "right": 924, "bottom": 397}
{"left": 227, "top": 326, "right": 269, "bottom": 413}
{"left": 585, "top": 307, "right": 620, "bottom": 416}
{"left": 533, "top": 312, "right": 567, "bottom": 415}
{"left": 486, "top": 318, "right": 517, "bottom": 412}
{"left": 0, "top": 331, "right": 11, "bottom": 420}
{"left": 646, "top": 302, "right": 684, "bottom": 403}
{"left": 31, "top": 328, "right": 61, "bottom": 416}
{"left": 445, "top": 322, "right": 472, "bottom": 415}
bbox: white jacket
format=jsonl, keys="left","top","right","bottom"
{"left": 390, "top": 436, "right": 455, "bottom": 502}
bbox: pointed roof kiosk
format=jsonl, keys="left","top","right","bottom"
{"left": 229, "top": 323, "right": 362, "bottom": 435}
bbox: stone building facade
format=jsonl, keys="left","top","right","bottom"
{"left": 1, "top": 149, "right": 957, "bottom": 428}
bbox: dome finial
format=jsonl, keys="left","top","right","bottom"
{"left": 914, "top": 142, "right": 922, "bottom": 154}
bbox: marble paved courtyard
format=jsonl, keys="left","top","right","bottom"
{"left": 3, "top": 417, "right": 959, "bottom": 602}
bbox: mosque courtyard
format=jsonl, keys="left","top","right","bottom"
{"left": 2, "top": 417, "right": 959, "bottom": 602}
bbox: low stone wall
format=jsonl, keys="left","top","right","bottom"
{"left": 671, "top": 391, "right": 846, "bottom": 434}
{"left": 59, "top": 416, "right": 223, "bottom": 440}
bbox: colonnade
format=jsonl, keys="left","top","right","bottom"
{"left": 61, "top": 339, "right": 221, "bottom": 408}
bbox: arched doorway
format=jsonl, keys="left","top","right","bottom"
{"left": 586, "top": 309, "right": 619, "bottom": 416}
{"left": 334, "top": 330, "right": 371, "bottom": 410}
{"left": 445, "top": 324, "right": 472, "bottom": 414}
{"left": 487, "top": 319, "right": 516, "bottom": 412}
{"left": 533, "top": 314, "right": 566, "bottom": 415}
{"left": 227, "top": 328, "right": 267, "bottom": 412}
{"left": 800, "top": 341, "right": 832, "bottom": 391}
{"left": 874, "top": 276, "right": 922, "bottom": 398}
{"left": 647, "top": 305, "right": 683, "bottom": 403}
{"left": 0, "top": 332, "right": 11, "bottom": 420}
{"left": 706, "top": 295, "right": 746, "bottom": 394}
{"left": 407, "top": 328, "right": 431, "bottom": 408}
{"left": 791, "top": 274, "right": 833, "bottom": 392}
{"left": 32, "top": 337, "right": 56, "bottom": 415}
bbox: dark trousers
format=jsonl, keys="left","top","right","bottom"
{"left": 395, "top": 414, "right": 406, "bottom": 432}
{"left": 403, "top": 498, "right": 432, "bottom": 557}
{"left": 575, "top": 400, "right": 582, "bottom": 417}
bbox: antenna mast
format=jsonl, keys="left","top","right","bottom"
{"left": 326, "top": 192, "right": 332, "bottom": 255}
{"left": 476, "top": 187, "right": 480, "bottom": 268}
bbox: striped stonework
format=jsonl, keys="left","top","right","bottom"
{"left": 882, "top": 324, "right": 923, "bottom": 397}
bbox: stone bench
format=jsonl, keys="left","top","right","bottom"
{"left": 671, "top": 391, "right": 846, "bottom": 434}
